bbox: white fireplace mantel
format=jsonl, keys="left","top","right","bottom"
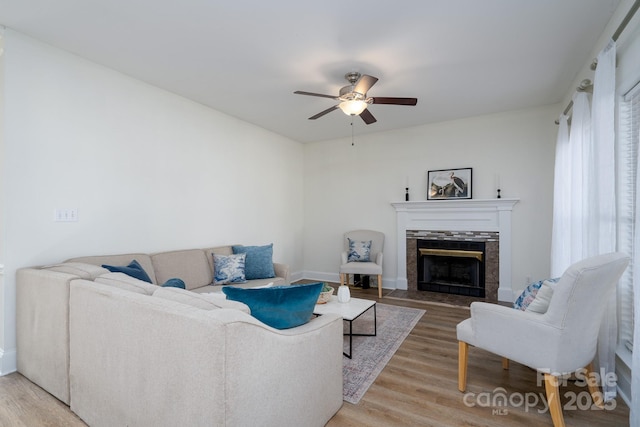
{"left": 391, "top": 198, "right": 519, "bottom": 302}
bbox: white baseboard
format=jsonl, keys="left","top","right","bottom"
{"left": 300, "top": 271, "right": 340, "bottom": 283}
{"left": 297, "top": 271, "right": 398, "bottom": 290}
{"left": 297, "top": 270, "right": 512, "bottom": 301}
{"left": 0, "top": 347, "right": 17, "bottom": 376}
{"left": 289, "top": 271, "right": 305, "bottom": 283}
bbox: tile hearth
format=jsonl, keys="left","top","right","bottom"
{"left": 386, "top": 289, "right": 511, "bottom": 308}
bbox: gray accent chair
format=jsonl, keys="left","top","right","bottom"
{"left": 339, "top": 229, "right": 385, "bottom": 298}
{"left": 457, "top": 252, "right": 629, "bottom": 427}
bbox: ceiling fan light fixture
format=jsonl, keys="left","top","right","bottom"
{"left": 294, "top": 72, "right": 417, "bottom": 124}
{"left": 339, "top": 100, "right": 368, "bottom": 116}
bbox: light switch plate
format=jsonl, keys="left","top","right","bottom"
{"left": 54, "top": 208, "right": 78, "bottom": 222}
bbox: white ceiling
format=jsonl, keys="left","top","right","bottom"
{"left": 0, "top": 0, "right": 621, "bottom": 143}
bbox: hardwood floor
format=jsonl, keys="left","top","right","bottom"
{"left": 326, "top": 286, "right": 630, "bottom": 427}
{"left": 0, "top": 371, "right": 85, "bottom": 427}
{"left": 0, "top": 285, "right": 630, "bottom": 426}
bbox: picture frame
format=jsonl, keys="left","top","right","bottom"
{"left": 427, "top": 168, "right": 472, "bottom": 200}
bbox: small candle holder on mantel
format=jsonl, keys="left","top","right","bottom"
{"left": 405, "top": 187, "right": 410, "bottom": 201}
{"left": 497, "top": 189, "right": 502, "bottom": 199}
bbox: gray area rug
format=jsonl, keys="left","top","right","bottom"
{"left": 342, "top": 302, "right": 425, "bottom": 404}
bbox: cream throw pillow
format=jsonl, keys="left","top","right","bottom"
{"left": 525, "top": 280, "right": 556, "bottom": 314}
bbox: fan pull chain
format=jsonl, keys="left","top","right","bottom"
{"left": 351, "top": 117, "right": 355, "bottom": 146}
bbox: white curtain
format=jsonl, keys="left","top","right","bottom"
{"left": 550, "top": 114, "right": 571, "bottom": 277}
{"left": 570, "top": 92, "right": 592, "bottom": 264}
{"left": 550, "top": 40, "right": 618, "bottom": 400}
{"left": 590, "top": 40, "right": 618, "bottom": 401}
{"left": 550, "top": 91, "right": 591, "bottom": 275}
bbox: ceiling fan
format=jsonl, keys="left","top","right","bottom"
{"left": 294, "top": 72, "right": 418, "bottom": 124}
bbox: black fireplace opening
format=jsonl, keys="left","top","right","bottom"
{"left": 417, "top": 239, "right": 486, "bottom": 297}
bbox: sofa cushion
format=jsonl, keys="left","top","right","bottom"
{"left": 347, "top": 238, "right": 372, "bottom": 262}
{"left": 67, "top": 254, "right": 156, "bottom": 284}
{"left": 204, "top": 245, "right": 234, "bottom": 273}
{"left": 213, "top": 253, "right": 247, "bottom": 285}
{"left": 102, "top": 260, "right": 152, "bottom": 283}
{"left": 42, "top": 262, "right": 109, "bottom": 280}
{"left": 151, "top": 249, "right": 212, "bottom": 291}
{"left": 232, "top": 244, "right": 276, "bottom": 280}
{"left": 152, "top": 287, "right": 220, "bottom": 310}
{"left": 190, "top": 279, "right": 283, "bottom": 294}
{"left": 152, "top": 287, "right": 250, "bottom": 313}
{"left": 95, "top": 272, "right": 158, "bottom": 295}
{"left": 161, "top": 278, "right": 186, "bottom": 289}
{"left": 222, "top": 282, "right": 323, "bottom": 329}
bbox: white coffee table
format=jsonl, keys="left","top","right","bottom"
{"left": 313, "top": 295, "right": 377, "bottom": 359}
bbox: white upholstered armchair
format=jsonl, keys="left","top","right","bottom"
{"left": 457, "top": 252, "right": 629, "bottom": 427}
{"left": 339, "top": 230, "right": 385, "bottom": 298}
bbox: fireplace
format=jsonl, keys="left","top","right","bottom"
{"left": 391, "top": 199, "right": 519, "bottom": 302}
{"left": 405, "top": 230, "right": 499, "bottom": 301}
{"left": 417, "top": 239, "right": 485, "bottom": 297}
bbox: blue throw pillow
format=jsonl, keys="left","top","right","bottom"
{"left": 102, "top": 259, "right": 152, "bottom": 283}
{"left": 232, "top": 244, "right": 276, "bottom": 280}
{"left": 213, "top": 253, "right": 247, "bottom": 284}
{"left": 161, "top": 278, "right": 186, "bottom": 289}
{"left": 222, "top": 282, "right": 323, "bottom": 329}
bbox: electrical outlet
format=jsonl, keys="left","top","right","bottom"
{"left": 54, "top": 208, "right": 78, "bottom": 222}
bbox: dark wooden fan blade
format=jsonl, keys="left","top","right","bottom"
{"left": 360, "top": 108, "right": 377, "bottom": 124}
{"left": 354, "top": 75, "right": 378, "bottom": 95}
{"left": 371, "top": 97, "right": 418, "bottom": 105}
{"left": 294, "top": 90, "right": 338, "bottom": 100}
{"left": 309, "top": 105, "right": 339, "bottom": 120}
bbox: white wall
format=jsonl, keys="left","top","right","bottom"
{"left": 0, "top": 30, "right": 304, "bottom": 374}
{"left": 560, "top": 0, "right": 640, "bottom": 112}
{"left": 617, "top": 5, "right": 640, "bottom": 94}
{"left": 302, "top": 104, "right": 558, "bottom": 293}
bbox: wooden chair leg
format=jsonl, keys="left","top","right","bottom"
{"left": 544, "top": 374, "right": 565, "bottom": 427}
{"left": 377, "top": 274, "right": 382, "bottom": 298}
{"left": 458, "top": 341, "right": 468, "bottom": 392}
{"left": 340, "top": 273, "right": 345, "bottom": 286}
{"left": 585, "top": 362, "right": 605, "bottom": 409}
{"left": 502, "top": 357, "right": 509, "bottom": 370}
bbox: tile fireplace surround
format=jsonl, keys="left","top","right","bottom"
{"left": 391, "top": 199, "right": 519, "bottom": 302}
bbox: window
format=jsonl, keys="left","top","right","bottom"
{"left": 617, "top": 80, "right": 640, "bottom": 355}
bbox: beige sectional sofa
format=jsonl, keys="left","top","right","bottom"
{"left": 17, "top": 246, "right": 344, "bottom": 427}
